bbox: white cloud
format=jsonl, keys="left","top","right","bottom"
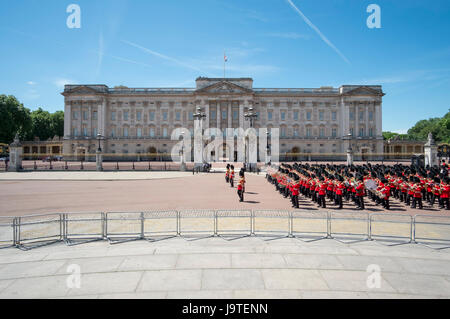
{"left": 27, "top": 81, "right": 36, "bottom": 85}
{"left": 122, "top": 40, "right": 202, "bottom": 72}
{"left": 54, "top": 78, "right": 77, "bottom": 89}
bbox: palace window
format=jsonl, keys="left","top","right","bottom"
{"left": 123, "top": 111, "right": 129, "bottom": 121}
{"left": 332, "top": 112, "right": 337, "bottom": 121}
{"left": 149, "top": 127, "right": 155, "bottom": 137}
{"left": 319, "top": 111, "right": 324, "bottom": 121}
{"left": 83, "top": 127, "right": 88, "bottom": 137}
{"left": 319, "top": 128, "right": 325, "bottom": 137}
{"left": 93, "top": 128, "right": 98, "bottom": 137}
{"left": 111, "top": 128, "right": 116, "bottom": 137}
{"left": 83, "top": 111, "right": 88, "bottom": 120}
{"left": 350, "top": 112, "right": 354, "bottom": 120}
{"left": 73, "top": 111, "right": 78, "bottom": 120}
{"left": 281, "top": 112, "right": 286, "bottom": 121}
{"left": 163, "top": 127, "right": 168, "bottom": 137}
{"left": 350, "top": 128, "right": 354, "bottom": 136}
{"left": 359, "top": 127, "right": 365, "bottom": 137}
{"left": 268, "top": 111, "right": 273, "bottom": 121}
{"left": 369, "top": 128, "right": 374, "bottom": 137}
{"left": 306, "top": 112, "right": 311, "bottom": 121}
{"left": 332, "top": 128, "right": 337, "bottom": 137}
{"left": 123, "top": 127, "right": 129, "bottom": 137}
{"left": 222, "top": 110, "right": 227, "bottom": 119}
{"left": 293, "top": 128, "right": 299, "bottom": 137}
{"left": 93, "top": 111, "right": 98, "bottom": 120}
{"left": 359, "top": 111, "right": 364, "bottom": 121}
{"left": 163, "top": 112, "right": 168, "bottom": 121}
{"left": 233, "top": 110, "right": 238, "bottom": 120}
{"left": 210, "top": 110, "right": 216, "bottom": 119}
{"left": 293, "top": 111, "right": 299, "bottom": 121}
{"left": 369, "top": 111, "right": 373, "bottom": 121}
{"left": 136, "top": 111, "right": 142, "bottom": 121}
{"left": 306, "top": 127, "right": 312, "bottom": 137}
{"left": 73, "top": 128, "right": 78, "bottom": 136}
{"left": 111, "top": 112, "right": 116, "bottom": 121}
{"left": 189, "top": 112, "right": 193, "bottom": 120}
{"left": 176, "top": 112, "right": 181, "bottom": 121}
{"left": 137, "top": 128, "right": 142, "bottom": 137}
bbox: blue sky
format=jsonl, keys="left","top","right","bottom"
{"left": 0, "top": 0, "right": 449, "bottom": 133}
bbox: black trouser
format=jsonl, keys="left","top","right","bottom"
{"left": 442, "top": 198, "right": 450, "bottom": 210}
{"left": 336, "top": 195, "right": 343, "bottom": 209}
{"left": 406, "top": 194, "right": 411, "bottom": 206}
{"left": 383, "top": 198, "right": 390, "bottom": 209}
{"left": 412, "top": 197, "right": 423, "bottom": 209}
{"left": 293, "top": 195, "right": 299, "bottom": 208}
{"left": 230, "top": 178, "right": 234, "bottom": 187}
{"left": 226, "top": 176, "right": 229, "bottom": 183}
{"left": 238, "top": 189, "right": 244, "bottom": 202}
{"left": 356, "top": 196, "right": 365, "bottom": 209}
{"left": 318, "top": 194, "right": 326, "bottom": 208}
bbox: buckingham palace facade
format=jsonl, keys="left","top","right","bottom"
{"left": 62, "top": 77, "right": 384, "bottom": 161}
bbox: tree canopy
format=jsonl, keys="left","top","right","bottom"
{"left": 0, "top": 94, "right": 64, "bottom": 144}
{"left": 383, "top": 110, "right": 450, "bottom": 144}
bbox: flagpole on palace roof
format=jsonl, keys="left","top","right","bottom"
{"left": 223, "top": 51, "right": 226, "bottom": 79}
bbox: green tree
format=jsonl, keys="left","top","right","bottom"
{"left": 30, "top": 108, "right": 53, "bottom": 141}
{"left": 50, "top": 111, "right": 64, "bottom": 138}
{"left": 0, "top": 95, "right": 32, "bottom": 143}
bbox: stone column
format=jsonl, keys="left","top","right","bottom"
{"left": 424, "top": 133, "right": 438, "bottom": 167}
{"left": 64, "top": 100, "right": 72, "bottom": 138}
{"left": 227, "top": 102, "right": 232, "bottom": 130}
{"left": 8, "top": 134, "right": 23, "bottom": 172}
{"left": 375, "top": 102, "right": 382, "bottom": 138}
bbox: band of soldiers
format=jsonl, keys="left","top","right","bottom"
{"left": 266, "top": 162, "right": 450, "bottom": 210}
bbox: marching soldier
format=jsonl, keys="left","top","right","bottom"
{"left": 237, "top": 170, "right": 245, "bottom": 202}
{"left": 225, "top": 164, "right": 230, "bottom": 183}
{"left": 229, "top": 165, "right": 235, "bottom": 187}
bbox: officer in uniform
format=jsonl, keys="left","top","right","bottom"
{"left": 237, "top": 170, "right": 245, "bottom": 202}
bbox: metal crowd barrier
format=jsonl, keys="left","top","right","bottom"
{"left": 216, "top": 210, "right": 252, "bottom": 239}
{"left": 0, "top": 217, "right": 16, "bottom": 249}
{"left": 413, "top": 215, "right": 450, "bottom": 249}
{"left": 291, "top": 210, "right": 328, "bottom": 242}
{"left": 64, "top": 212, "right": 105, "bottom": 246}
{"left": 253, "top": 210, "right": 290, "bottom": 239}
{"left": 3, "top": 210, "right": 450, "bottom": 251}
{"left": 329, "top": 211, "right": 369, "bottom": 243}
{"left": 369, "top": 213, "right": 412, "bottom": 246}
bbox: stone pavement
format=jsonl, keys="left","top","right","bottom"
{"left": 0, "top": 237, "right": 449, "bottom": 299}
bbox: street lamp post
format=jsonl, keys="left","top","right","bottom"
{"left": 180, "top": 130, "right": 186, "bottom": 171}
{"left": 96, "top": 133, "right": 103, "bottom": 171}
{"left": 193, "top": 106, "right": 206, "bottom": 171}
{"left": 266, "top": 131, "right": 271, "bottom": 165}
{"left": 244, "top": 106, "right": 258, "bottom": 172}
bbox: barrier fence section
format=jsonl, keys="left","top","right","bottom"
{"left": 413, "top": 215, "right": 450, "bottom": 248}
{"left": 0, "top": 217, "right": 16, "bottom": 249}
{"left": 369, "top": 213, "right": 412, "bottom": 245}
{"left": 329, "top": 211, "right": 369, "bottom": 243}
{"left": 4, "top": 210, "right": 450, "bottom": 250}
{"left": 253, "top": 210, "right": 290, "bottom": 238}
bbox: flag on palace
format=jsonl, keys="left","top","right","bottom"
{"left": 224, "top": 53, "right": 228, "bottom": 62}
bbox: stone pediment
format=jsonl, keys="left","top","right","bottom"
{"left": 344, "top": 86, "right": 384, "bottom": 96}
{"left": 63, "top": 85, "right": 107, "bottom": 95}
{"left": 196, "top": 81, "right": 252, "bottom": 94}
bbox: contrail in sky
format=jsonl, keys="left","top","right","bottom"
{"left": 286, "top": 0, "right": 351, "bottom": 64}
{"left": 122, "top": 40, "right": 203, "bottom": 72}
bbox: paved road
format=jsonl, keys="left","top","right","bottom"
{"left": 0, "top": 237, "right": 449, "bottom": 299}
{"left": 0, "top": 172, "right": 448, "bottom": 217}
